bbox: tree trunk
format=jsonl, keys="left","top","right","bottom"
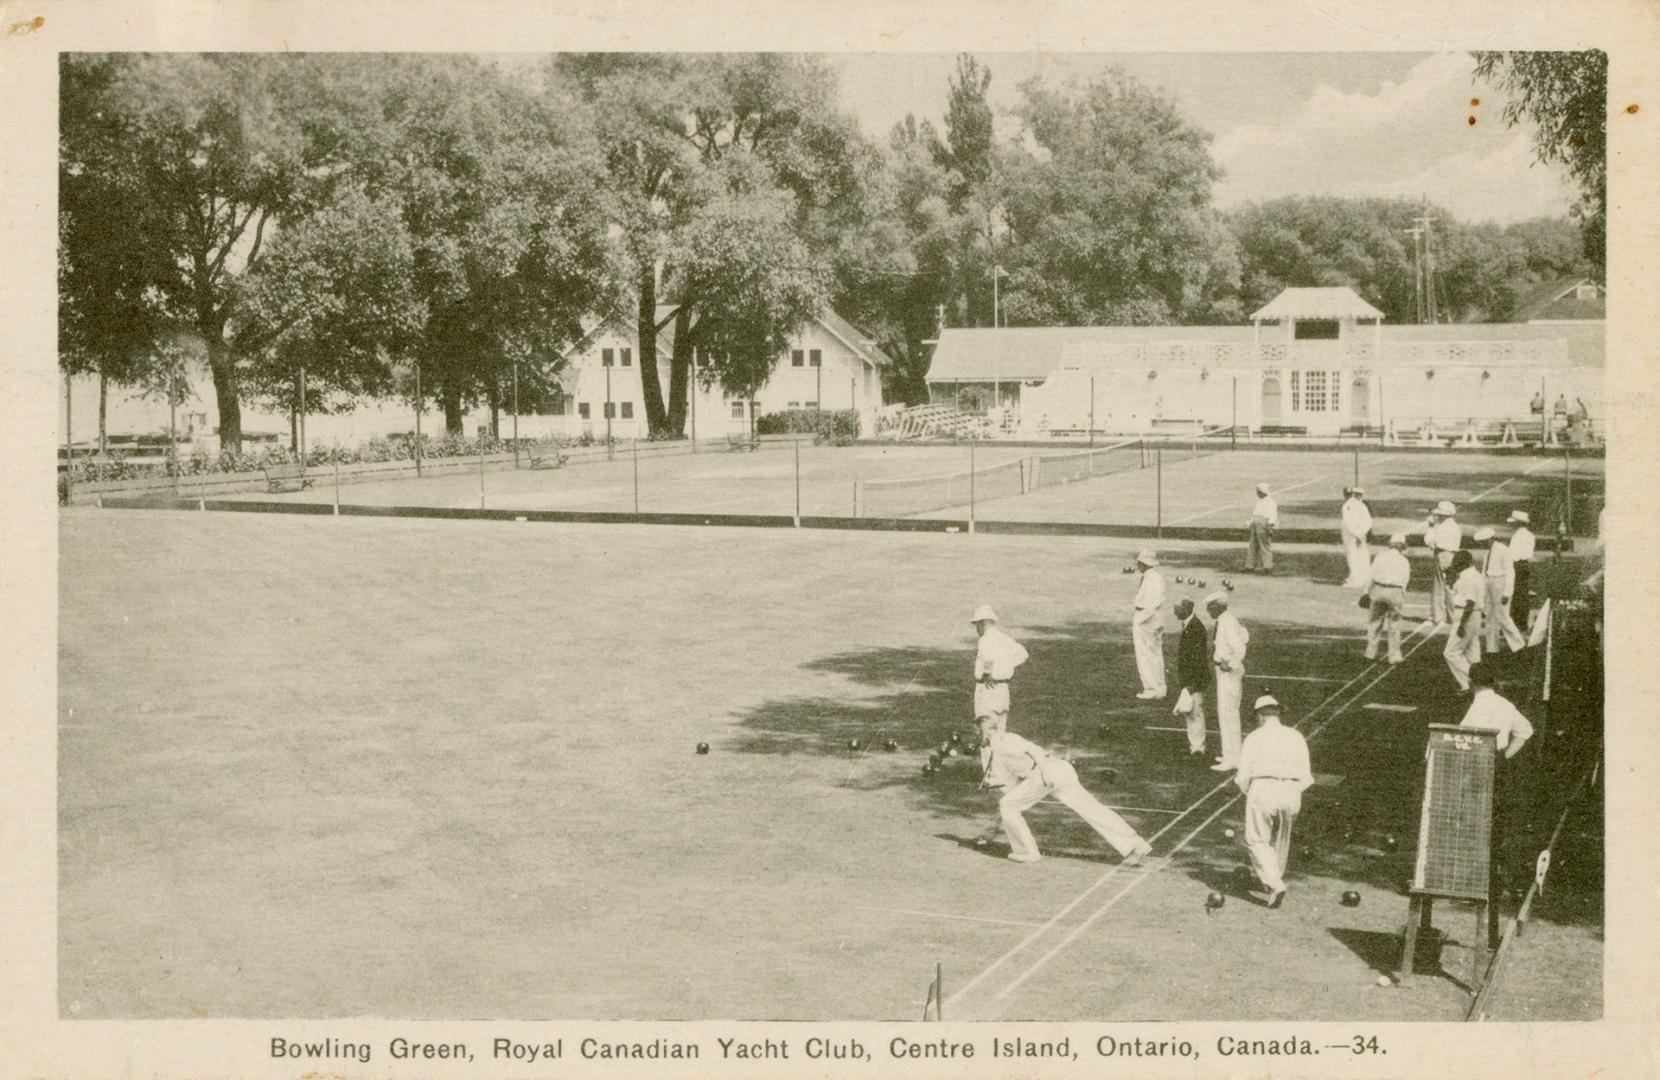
{"left": 289, "top": 404, "right": 298, "bottom": 452}
{"left": 488, "top": 381, "right": 500, "bottom": 439}
{"left": 666, "top": 306, "right": 694, "bottom": 436}
{"left": 635, "top": 267, "right": 670, "bottom": 435}
{"left": 97, "top": 372, "right": 108, "bottom": 455}
{"left": 442, "top": 379, "right": 465, "bottom": 435}
{"left": 206, "top": 336, "right": 242, "bottom": 454}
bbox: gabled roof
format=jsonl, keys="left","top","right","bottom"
{"left": 818, "top": 309, "right": 895, "bottom": 368}
{"left": 1250, "top": 287, "right": 1386, "bottom": 322}
{"left": 1510, "top": 278, "right": 1605, "bottom": 322}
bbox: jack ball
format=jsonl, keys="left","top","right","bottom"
{"left": 695, "top": 742, "right": 710, "bottom": 755}
{"left": 1341, "top": 890, "right": 1362, "bottom": 907}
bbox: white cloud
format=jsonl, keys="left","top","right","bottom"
{"left": 1213, "top": 52, "right": 1579, "bottom": 223}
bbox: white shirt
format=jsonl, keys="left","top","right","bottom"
{"left": 1460, "top": 688, "right": 1535, "bottom": 753}
{"left": 1341, "top": 497, "right": 1373, "bottom": 540}
{"left": 974, "top": 626, "right": 1030, "bottom": 682}
{"left": 1452, "top": 566, "right": 1486, "bottom": 617}
{"left": 1134, "top": 568, "right": 1166, "bottom": 626}
{"left": 1369, "top": 548, "right": 1411, "bottom": 588}
{"left": 1509, "top": 526, "right": 1536, "bottom": 563}
{"left": 980, "top": 730, "right": 1053, "bottom": 790}
{"left": 1425, "top": 517, "right": 1462, "bottom": 557}
{"left": 1482, "top": 541, "right": 1515, "bottom": 598}
{"left": 1212, "top": 610, "right": 1249, "bottom": 668}
{"left": 1234, "top": 717, "right": 1312, "bottom": 794}
{"left": 1252, "top": 496, "right": 1279, "bottom": 526}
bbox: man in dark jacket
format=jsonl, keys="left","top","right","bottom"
{"left": 1173, "top": 598, "right": 1212, "bottom": 759}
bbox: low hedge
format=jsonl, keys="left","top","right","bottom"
{"left": 755, "top": 408, "right": 860, "bottom": 444}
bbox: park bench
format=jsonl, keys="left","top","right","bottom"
{"left": 1256, "top": 424, "right": 1308, "bottom": 437}
{"left": 726, "top": 433, "right": 759, "bottom": 452}
{"left": 262, "top": 462, "right": 313, "bottom": 493}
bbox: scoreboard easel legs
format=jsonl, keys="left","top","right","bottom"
{"left": 1399, "top": 894, "right": 1491, "bottom": 989}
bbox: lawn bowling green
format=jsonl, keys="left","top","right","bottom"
{"left": 58, "top": 508, "right": 1601, "bottom": 1020}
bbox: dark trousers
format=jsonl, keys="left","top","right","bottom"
{"left": 1511, "top": 561, "right": 1532, "bottom": 628}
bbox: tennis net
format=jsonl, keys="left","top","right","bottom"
{"left": 855, "top": 457, "right": 1026, "bottom": 518}
{"left": 1030, "top": 437, "right": 1145, "bottom": 489}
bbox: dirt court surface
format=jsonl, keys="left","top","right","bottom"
{"left": 58, "top": 509, "right": 1602, "bottom": 1020}
{"left": 218, "top": 441, "right": 1605, "bottom": 538}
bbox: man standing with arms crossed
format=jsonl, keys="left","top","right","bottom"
{"left": 1421, "top": 501, "right": 1462, "bottom": 631}
{"left": 1474, "top": 526, "right": 1526, "bottom": 654}
{"left": 1341, "top": 486, "right": 1374, "bottom": 589}
{"left": 1364, "top": 533, "right": 1412, "bottom": 665}
{"left": 1235, "top": 695, "right": 1312, "bottom": 909}
{"left": 1207, "top": 591, "right": 1249, "bottom": 772}
{"left": 1131, "top": 549, "right": 1168, "bottom": 701}
{"left": 1245, "top": 483, "right": 1278, "bottom": 573}
{"left": 970, "top": 605, "right": 1028, "bottom": 734}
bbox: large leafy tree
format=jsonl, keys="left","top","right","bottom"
{"left": 233, "top": 56, "right": 616, "bottom": 436}
{"left": 1473, "top": 50, "right": 1607, "bottom": 276}
{"left": 554, "top": 53, "right": 862, "bottom": 437}
{"left": 995, "top": 71, "right": 1241, "bottom": 326}
{"left": 936, "top": 53, "right": 995, "bottom": 202}
{"left": 63, "top": 53, "right": 354, "bottom": 452}
{"left": 59, "top": 54, "right": 190, "bottom": 451}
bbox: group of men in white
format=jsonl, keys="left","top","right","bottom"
{"left": 961, "top": 486, "right": 1545, "bottom": 910}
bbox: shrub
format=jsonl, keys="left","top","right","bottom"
{"left": 756, "top": 408, "right": 860, "bottom": 444}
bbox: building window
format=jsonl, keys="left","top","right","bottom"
{"left": 578, "top": 402, "right": 590, "bottom": 419}
{"left": 551, "top": 393, "right": 566, "bottom": 417}
{"left": 806, "top": 401, "right": 819, "bottom": 410}
{"left": 621, "top": 347, "right": 632, "bottom": 367}
{"left": 792, "top": 349, "right": 805, "bottom": 367}
{"left": 788, "top": 401, "right": 800, "bottom": 409}
{"left": 602, "top": 347, "right": 614, "bottom": 367}
{"left": 620, "top": 402, "right": 633, "bottom": 419}
{"left": 730, "top": 400, "right": 745, "bottom": 419}
{"left": 809, "top": 348, "right": 822, "bottom": 367}
{"left": 1328, "top": 370, "right": 1340, "bottom": 412}
{"left": 1303, "top": 370, "right": 1328, "bottom": 412}
{"left": 603, "top": 402, "right": 615, "bottom": 419}
{"left": 1290, "top": 371, "right": 1300, "bottom": 412}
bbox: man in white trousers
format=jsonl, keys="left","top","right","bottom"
{"left": 1421, "top": 500, "right": 1463, "bottom": 631}
{"left": 977, "top": 715, "right": 1153, "bottom": 865}
{"left": 1474, "top": 527, "right": 1526, "bottom": 654}
{"left": 1340, "top": 486, "right": 1374, "bottom": 588}
{"left": 1364, "top": 533, "right": 1412, "bottom": 665}
{"left": 970, "top": 605, "right": 1029, "bottom": 734}
{"left": 1207, "top": 591, "right": 1249, "bottom": 771}
{"left": 1131, "top": 549, "right": 1168, "bottom": 700}
{"left": 1444, "top": 550, "right": 1486, "bottom": 691}
{"left": 1235, "top": 695, "right": 1312, "bottom": 908}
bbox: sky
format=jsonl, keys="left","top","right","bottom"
{"left": 829, "top": 52, "right": 1580, "bottom": 225}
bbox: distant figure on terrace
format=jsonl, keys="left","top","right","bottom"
{"left": 1530, "top": 391, "right": 1545, "bottom": 417}
{"left": 1245, "top": 483, "right": 1277, "bottom": 573}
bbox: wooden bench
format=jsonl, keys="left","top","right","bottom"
{"left": 726, "top": 433, "right": 759, "bottom": 452}
{"left": 1256, "top": 424, "right": 1308, "bottom": 437}
{"left": 262, "top": 462, "right": 314, "bottom": 493}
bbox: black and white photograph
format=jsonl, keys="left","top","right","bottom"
{"left": 4, "top": 2, "right": 1658, "bottom": 1077}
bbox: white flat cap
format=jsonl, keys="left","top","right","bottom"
{"left": 1254, "top": 695, "right": 1281, "bottom": 712}
{"left": 1350, "top": 486, "right": 1365, "bottom": 496}
{"left": 1203, "top": 591, "right": 1229, "bottom": 607}
{"left": 1388, "top": 533, "right": 1408, "bottom": 547}
{"left": 1473, "top": 526, "right": 1496, "bottom": 542}
{"left": 970, "top": 605, "right": 998, "bottom": 624}
{"left": 1509, "top": 510, "right": 1530, "bottom": 524}
{"left": 1255, "top": 483, "right": 1270, "bottom": 494}
{"left": 1136, "top": 549, "right": 1159, "bottom": 566}
{"left": 1432, "top": 500, "right": 1457, "bottom": 516}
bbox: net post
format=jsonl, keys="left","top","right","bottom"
{"left": 968, "top": 436, "right": 976, "bottom": 535}
{"left": 479, "top": 438, "right": 486, "bottom": 510}
{"left": 1156, "top": 445, "right": 1163, "bottom": 538}
{"left": 853, "top": 479, "right": 863, "bottom": 519}
{"left": 793, "top": 439, "right": 801, "bottom": 527}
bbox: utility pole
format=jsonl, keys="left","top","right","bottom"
{"left": 1403, "top": 225, "right": 1426, "bottom": 324}
{"left": 1413, "top": 200, "right": 1440, "bottom": 323}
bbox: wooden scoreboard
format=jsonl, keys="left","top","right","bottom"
{"left": 1399, "top": 725, "right": 1499, "bottom": 986}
